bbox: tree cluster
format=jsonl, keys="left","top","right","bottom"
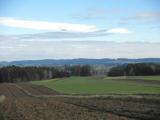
{"left": 64, "top": 65, "right": 91, "bottom": 76}
{"left": 0, "top": 66, "right": 70, "bottom": 83}
{"left": 0, "top": 65, "right": 91, "bottom": 83}
{"left": 108, "top": 63, "right": 160, "bottom": 76}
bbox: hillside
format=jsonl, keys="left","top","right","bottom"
{"left": 1, "top": 58, "right": 160, "bottom": 67}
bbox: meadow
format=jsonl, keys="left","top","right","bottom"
{"left": 32, "top": 76, "right": 160, "bottom": 94}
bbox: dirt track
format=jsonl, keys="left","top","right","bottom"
{"left": 0, "top": 83, "right": 159, "bottom": 120}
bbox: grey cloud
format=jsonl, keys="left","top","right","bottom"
{"left": 72, "top": 8, "right": 122, "bottom": 20}
{"left": 151, "top": 25, "right": 160, "bottom": 29}
{"left": 119, "top": 11, "right": 160, "bottom": 26}
{"left": 0, "top": 30, "right": 111, "bottom": 40}
{"left": 0, "top": 27, "right": 131, "bottom": 40}
{"left": 122, "top": 11, "right": 160, "bottom": 21}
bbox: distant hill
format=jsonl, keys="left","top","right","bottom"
{"left": 0, "top": 58, "right": 160, "bottom": 67}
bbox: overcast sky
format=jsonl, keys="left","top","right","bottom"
{"left": 0, "top": 0, "right": 160, "bottom": 61}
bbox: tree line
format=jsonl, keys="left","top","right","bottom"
{"left": 0, "top": 65, "right": 91, "bottom": 83}
{"left": 1, "top": 63, "right": 160, "bottom": 83}
{"left": 108, "top": 63, "right": 160, "bottom": 76}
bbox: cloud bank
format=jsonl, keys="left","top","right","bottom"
{"left": 0, "top": 40, "right": 160, "bottom": 61}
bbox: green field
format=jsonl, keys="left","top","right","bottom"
{"left": 32, "top": 76, "right": 160, "bottom": 94}
{"left": 105, "top": 76, "right": 160, "bottom": 81}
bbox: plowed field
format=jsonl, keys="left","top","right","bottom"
{"left": 0, "top": 83, "right": 159, "bottom": 120}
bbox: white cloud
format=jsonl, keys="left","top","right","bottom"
{"left": 0, "top": 17, "right": 98, "bottom": 32}
{"left": 0, "top": 17, "right": 132, "bottom": 40}
{"left": 107, "top": 28, "right": 131, "bottom": 34}
{"left": 0, "top": 17, "right": 131, "bottom": 35}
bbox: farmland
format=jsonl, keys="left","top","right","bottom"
{"left": 0, "top": 83, "right": 160, "bottom": 120}
{"left": 32, "top": 76, "right": 160, "bottom": 94}
{"left": 0, "top": 76, "right": 160, "bottom": 120}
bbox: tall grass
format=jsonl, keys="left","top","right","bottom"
{"left": 0, "top": 95, "right": 5, "bottom": 120}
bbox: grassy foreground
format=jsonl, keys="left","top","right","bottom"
{"left": 32, "top": 76, "right": 160, "bottom": 94}
{"left": 0, "top": 96, "right": 5, "bottom": 103}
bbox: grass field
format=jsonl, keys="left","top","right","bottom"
{"left": 105, "top": 76, "right": 160, "bottom": 81}
{"left": 32, "top": 76, "right": 160, "bottom": 94}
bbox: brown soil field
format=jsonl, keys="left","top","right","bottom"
{"left": 0, "top": 83, "right": 159, "bottom": 120}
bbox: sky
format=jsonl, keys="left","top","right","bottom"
{"left": 0, "top": 0, "right": 160, "bottom": 61}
